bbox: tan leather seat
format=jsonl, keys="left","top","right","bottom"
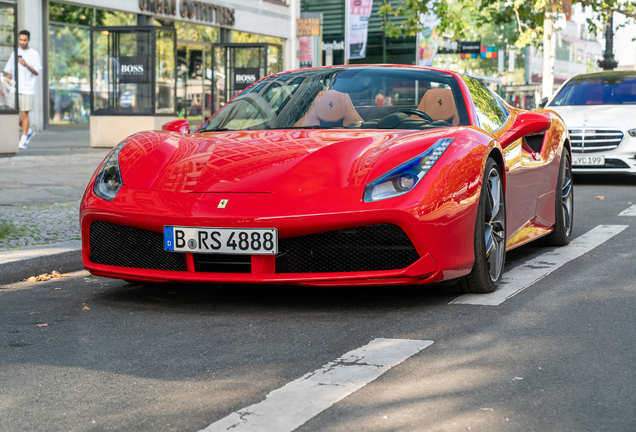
{"left": 415, "top": 88, "right": 459, "bottom": 125}
{"left": 295, "top": 90, "right": 363, "bottom": 127}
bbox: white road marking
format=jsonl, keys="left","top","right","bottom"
{"left": 450, "top": 224, "right": 628, "bottom": 306}
{"left": 199, "top": 338, "right": 433, "bottom": 432}
{"left": 619, "top": 204, "right": 636, "bottom": 216}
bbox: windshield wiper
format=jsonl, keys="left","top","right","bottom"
{"left": 268, "top": 126, "right": 339, "bottom": 130}
{"left": 205, "top": 127, "right": 234, "bottom": 132}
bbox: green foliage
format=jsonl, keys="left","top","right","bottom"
{"left": 379, "top": 0, "right": 636, "bottom": 49}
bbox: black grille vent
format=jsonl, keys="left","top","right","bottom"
{"left": 90, "top": 222, "right": 187, "bottom": 271}
{"left": 525, "top": 134, "right": 544, "bottom": 153}
{"left": 278, "top": 224, "right": 419, "bottom": 273}
{"left": 193, "top": 254, "right": 251, "bottom": 273}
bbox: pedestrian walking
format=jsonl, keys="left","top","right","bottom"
{"left": 2, "top": 30, "right": 42, "bottom": 149}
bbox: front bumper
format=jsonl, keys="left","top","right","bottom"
{"left": 80, "top": 186, "right": 479, "bottom": 287}
{"left": 571, "top": 129, "right": 636, "bottom": 174}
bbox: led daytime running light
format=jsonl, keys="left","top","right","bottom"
{"left": 363, "top": 137, "right": 454, "bottom": 202}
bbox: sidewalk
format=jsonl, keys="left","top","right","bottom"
{"left": 0, "top": 130, "right": 110, "bottom": 283}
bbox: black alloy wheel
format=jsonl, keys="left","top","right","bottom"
{"left": 544, "top": 150, "right": 574, "bottom": 246}
{"left": 454, "top": 157, "right": 506, "bottom": 294}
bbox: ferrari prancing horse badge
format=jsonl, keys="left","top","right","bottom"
{"left": 218, "top": 199, "right": 229, "bottom": 209}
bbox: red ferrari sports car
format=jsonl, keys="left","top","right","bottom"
{"left": 81, "top": 65, "right": 573, "bottom": 293}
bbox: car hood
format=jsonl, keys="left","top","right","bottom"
{"left": 119, "top": 129, "right": 452, "bottom": 194}
{"left": 548, "top": 104, "right": 636, "bottom": 129}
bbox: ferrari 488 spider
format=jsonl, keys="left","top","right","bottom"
{"left": 81, "top": 65, "right": 573, "bottom": 293}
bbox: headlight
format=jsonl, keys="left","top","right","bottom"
{"left": 363, "top": 138, "right": 454, "bottom": 202}
{"left": 93, "top": 141, "right": 126, "bottom": 201}
{"left": 628, "top": 129, "right": 636, "bottom": 137}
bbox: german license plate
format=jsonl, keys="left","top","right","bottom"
{"left": 572, "top": 155, "right": 605, "bottom": 166}
{"left": 164, "top": 226, "right": 278, "bottom": 254}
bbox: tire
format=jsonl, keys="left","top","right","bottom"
{"left": 453, "top": 157, "right": 507, "bottom": 294}
{"left": 544, "top": 150, "right": 573, "bottom": 246}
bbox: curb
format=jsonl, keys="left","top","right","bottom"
{"left": 0, "top": 240, "right": 83, "bottom": 285}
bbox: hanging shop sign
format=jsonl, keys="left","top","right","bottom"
{"left": 119, "top": 56, "right": 150, "bottom": 83}
{"left": 297, "top": 18, "right": 321, "bottom": 37}
{"left": 345, "top": 0, "right": 373, "bottom": 60}
{"left": 139, "top": 0, "right": 235, "bottom": 26}
{"left": 459, "top": 41, "right": 481, "bottom": 55}
{"left": 234, "top": 68, "right": 260, "bottom": 91}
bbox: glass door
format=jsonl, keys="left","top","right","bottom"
{"left": 177, "top": 42, "right": 212, "bottom": 126}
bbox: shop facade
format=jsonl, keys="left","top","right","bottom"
{"left": 5, "top": 0, "right": 298, "bottom": 135}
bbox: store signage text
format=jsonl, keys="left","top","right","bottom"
{"left": 139, "top": 0, "right": 235, "bottom": 26}
{"left": 234, "top": 68, "right": 259, "bottom": 90}
{"left": 297, "top": 18, "right": 321, "bottom": 37}
{"left": 119, "top": 56, "right": 149, "bottom": 83}
{"left": 322, "top": 41, "right": 344, "bottom": 51}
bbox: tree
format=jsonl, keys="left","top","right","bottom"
{"left": 380, "top": 0, "right": 636, "bottom": 96}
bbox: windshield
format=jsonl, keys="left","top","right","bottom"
{"left": 550, "top": 73, "right": 636, "bottom": 106}
{"left": 199, "top": 67, "right": 470, "bottom": 132}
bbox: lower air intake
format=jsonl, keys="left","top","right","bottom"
{"left": 89, "top": 221, "right": 187, "bottom": 271}
{"left": 278, "top": 224, "right": 419, "bottom": 273}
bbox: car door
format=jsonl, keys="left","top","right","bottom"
{"left": 463, "top": 76, "right": 542, "bottom": 239}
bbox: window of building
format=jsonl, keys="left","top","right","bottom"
{"left": 48, "top": 2, "right": 135, "bottom": 127}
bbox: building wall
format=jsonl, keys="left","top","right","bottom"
{"left": 8, "top": 0, "right": 299, "bottom": 131}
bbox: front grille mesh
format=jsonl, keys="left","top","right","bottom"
{"left": 90, "top": 222, "right": 187, "bottom": 271}
{"left": 569, "top": 129, "right": 624, "bottom": 153}
{"left": 278, "top": 224, "right": 419, "bottom": 273}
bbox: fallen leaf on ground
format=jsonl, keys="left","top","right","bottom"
{"left": 30, "top": 312, "right": 39, "bottom": 315}
{"left": 25, "top": 272, "right": 71, "bottom": 282}
{"left": 82, "top": 306, "right": 90, "bottom": 310}
{"left": 596, "top": 196, "right": 606, "bottom": 200}
{"left": 36, "top": 324, "right": 48, "bottom": 328}
{"left": 55, "top": 288, "right": 62, "bottom": 290}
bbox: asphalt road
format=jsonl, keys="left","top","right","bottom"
{"left": 1, "top": 174, "right": 636, "bottom": 432}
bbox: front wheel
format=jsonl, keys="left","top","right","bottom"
{"left": 454, "top": 157, "right": 506, "bottom": 294}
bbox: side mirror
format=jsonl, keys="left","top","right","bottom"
{"left": 161, "top": 119, "right": 190, "bottom": 134}
{"left": 499, "top": 112, "right": 551, "bottom": 148}
{"left": 538, "top": 97, "right": 548, "bottom": 109}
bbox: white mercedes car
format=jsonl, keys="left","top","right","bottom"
{"left": 545, "top": 71, "right": 636, "bottom": 174}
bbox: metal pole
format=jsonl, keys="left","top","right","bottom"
{"left": 598, "top": 8, "right": 618, "bottom": 71}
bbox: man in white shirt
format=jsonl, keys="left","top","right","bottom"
{"left": 2, "top": 30, "right": 42, "bottom": 149}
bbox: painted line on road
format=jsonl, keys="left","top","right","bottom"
{"left": 619, "top": 204, "right": 636, "bottom": 216}
{"left": 199, "top": 338, "right": 433, "bottom": 432}
{"left": 450, "top": 224, "right": 628, "bottom": 306}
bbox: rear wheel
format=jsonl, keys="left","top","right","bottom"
{"left": 454, "top": 157, "right": 506, "bottom": 294}
{"left": 544, "top": 150, "right": 573, "bottom": 246}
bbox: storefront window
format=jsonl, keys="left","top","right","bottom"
{"left": 91, "top": 26, "right": 176, "bottom": 117}
{"left": 48, "top": 2, "right": 134, "bottom": 126}
{"left": 49, "top": 24, "right": 90, "bottom": 124}
{"left": 156, "top": 29, "right": 176, "bottom": 114}
{"left": 0, "top": 3, "right": 17, "bottom": 113}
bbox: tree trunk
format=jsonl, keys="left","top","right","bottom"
{"left": 542, "top": 0, "right": 558, "bottom": 99}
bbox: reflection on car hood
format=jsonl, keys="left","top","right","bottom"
{"left": 119, "top": 129, "right": 450, "bottom": 194}
{"left": 549, "top": 104, "right": 636, "bottom": 129}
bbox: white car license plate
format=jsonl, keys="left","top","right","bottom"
{"left": 164, "top": 226, "right": 278, "bottom": 254}
{"left": 572, "top": 155, "right": 605, "bottom": 166}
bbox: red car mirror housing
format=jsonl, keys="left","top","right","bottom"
{"left": 162, "top": 119, "right": 191, "bottom": 134}
{"left": 498, "top": 112, "right": 551, "bottom": 148}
